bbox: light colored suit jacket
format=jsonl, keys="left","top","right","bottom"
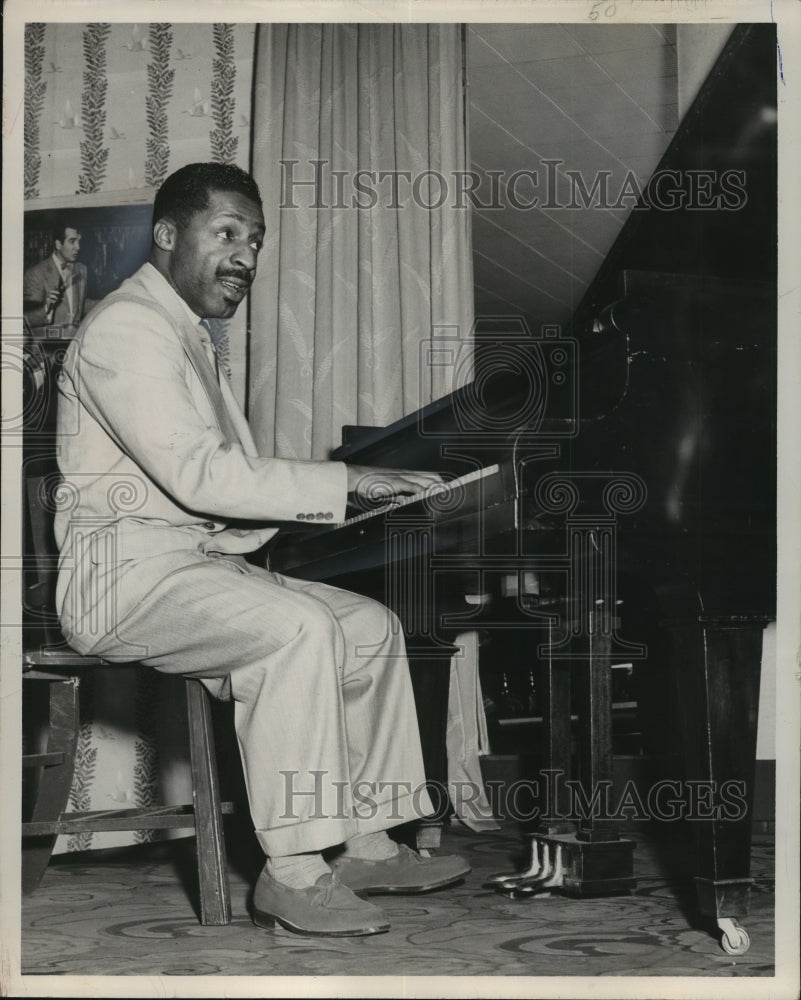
{"left": 55, "top": 262, "right": 346, "bottom": 653}
{"left": 24, "top": 256, "right": 88, "bottom": 328}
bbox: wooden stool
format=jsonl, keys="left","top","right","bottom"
{"left": 22, "top": 657, "right": 233, "bottom": 926}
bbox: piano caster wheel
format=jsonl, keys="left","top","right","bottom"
{"left": 486, "top": 837, "right": 542, "bottom": 887}
{"left": 718, "top": 918, "right": 751, "bottom": 956}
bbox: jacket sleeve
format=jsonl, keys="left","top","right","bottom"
{"left": 73, "top": 303, "right": 348, "bottom": 523}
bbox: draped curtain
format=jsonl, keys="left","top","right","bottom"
{"left": 248, "top": 25, "right": 494, "bottom": 830}
{"left": 249, "top": 23, "right": 474, "bottom": 459}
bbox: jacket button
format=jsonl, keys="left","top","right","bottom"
{"left": 296, "top": 513, "right": 306, "bottom": 520}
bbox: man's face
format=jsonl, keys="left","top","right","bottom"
{"left": 164, "top": 190, "right": 265, "bottom": 319}
{"left": 55, "top": 228, "right": 81, "bottom": 263}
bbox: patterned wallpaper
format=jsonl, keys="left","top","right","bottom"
{"left": 23, "top": 21, "right": 257, "bottom": 399}
{"left": 24, "top": 22, "right": 255, "bottom": 197}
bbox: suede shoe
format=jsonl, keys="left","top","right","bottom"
{"left": 252, "top": 871, "right": 390, "bottom": 937}
{"left": 331, "top": 844, "right": 471, "bottom": 895}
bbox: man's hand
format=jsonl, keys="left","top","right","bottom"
{"left": 346, "top": 465, "right": 446, "bottom": 504}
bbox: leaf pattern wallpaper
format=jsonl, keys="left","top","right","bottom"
{"left": 144, "top": 24, "right": 175, "bottom": 188}
{"left": 77, "top": 23, "right": 112, "bottom": 194}
{"left": 24, "top": 23, "right": 47, "bottom": 200}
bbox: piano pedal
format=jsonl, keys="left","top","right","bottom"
{"left": 505, "top": 842, "right": 553, "bottom": 893}
{"left": 510, "top": 845, "right": 565, "bottom": 897}
{"left": 491, "top": 840, "right": 568, "bottom": 898}
{"left": 486, "top": 835, "right": 541, "bottom": 887}
{"left": 504, "top": 842, "right": 552, "bottom": 893}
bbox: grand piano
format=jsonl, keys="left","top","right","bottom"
{"left": 270, "top": 24, "right": 777, "bottom": 955}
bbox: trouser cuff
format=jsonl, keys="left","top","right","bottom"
{"left": 255, "top": 787, "right": 436, "bottom": 856}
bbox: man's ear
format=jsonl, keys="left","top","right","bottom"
{"left": 152, "top": 218, "right": 177, "bottom": 252}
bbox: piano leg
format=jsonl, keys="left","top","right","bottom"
{"left": 540, "top": 616, "right": 635, "bottom": 896}
{"left": 538, "top": 645, "right": 573, "bottom": 835}
{"left": 406, "top": 645, "right": 458, "bottom": 852}
{"left": 573, "top": 628, "right": 615, "bottom": 843}
{"left": 672, "top": 616, "right": 765, "bottom": 955}
{"left": 493, "top": 609, "right": 636, "bottom": 897}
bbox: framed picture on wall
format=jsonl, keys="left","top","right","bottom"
{"left": 24, "top": 202, "right": 154, "bottom": 311}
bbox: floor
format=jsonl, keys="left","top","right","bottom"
{"left": 19, "top": 820, "right": 775, "bottom": 982}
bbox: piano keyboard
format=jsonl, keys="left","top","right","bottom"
{"left": 343, "top": 463, "right": 500, "bottom": 525}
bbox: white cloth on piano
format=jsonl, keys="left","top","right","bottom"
{"left": 446, "top": 631, "right": 499, "bottom": 831}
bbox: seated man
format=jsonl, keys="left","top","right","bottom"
{"left": 54, "top": 161, "right": 469, "bottom": 937}
{"left": 24, "top": 219, "right": 91, "bottom": 331}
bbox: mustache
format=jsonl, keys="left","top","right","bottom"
{"left": 216, "top": 269, "right": 253, "bottom": 285}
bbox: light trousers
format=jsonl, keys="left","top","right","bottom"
{"left": 89, "top": 554, "right": 434, "bottom": 856}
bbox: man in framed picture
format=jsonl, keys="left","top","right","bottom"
{"left": 23, "top": 218, "right": 91, "bottom": 333}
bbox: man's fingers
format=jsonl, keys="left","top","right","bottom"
{"left": 347, "top": 466, "right": 446, "bottom": 499}
{"left": 385, "top": 472, "right": 442, "bottom": 493}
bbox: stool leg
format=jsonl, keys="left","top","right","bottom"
{"left": 185, "top": 678, "right": 231, "bottom": 925}
{"left": 22, "top": 676, "right": 79, "bottom": 894}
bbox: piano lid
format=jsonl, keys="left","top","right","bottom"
{"left": 569, "top": 22, "right": 777, "bottom": 340}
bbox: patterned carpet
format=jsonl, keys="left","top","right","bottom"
{"left": 20, "top": 821, "right": 774, "bottom": 980}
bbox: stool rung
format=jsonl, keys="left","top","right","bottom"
{"left": 23, "top": 752, "right": 66, "bottom": 768}
{"left": 23, "top": 802, "right": 234, "bottom": 836}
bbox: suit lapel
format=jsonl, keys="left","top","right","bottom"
{"left": 49, "top": 258, "right": 84, "bottom": 324}
{"left": 44, "top": 258, "right": 59, "bottom": 286}
{"left": 69, "top": 265, "right": 85, "bottom": 301}
{"left": 62, "top": 264, "right": 79, "bottom": 323}
{"left": 173, "top": 318, "right": 243, "bottom": 445}
{"left": 44, "top": 258, "right": 69, "bottom": 325}
{"left": 129, "top": 266, "right": 251, "bottom": 449}
{"left": 218, "top": 373, "right": 259, "bottom": 457}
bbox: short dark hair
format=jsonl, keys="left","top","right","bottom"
{"left": 53, "top": 217, "right": 80, "bottom": 244}
{"left": 152, "top": 162, "right": 262, "bottom": 230}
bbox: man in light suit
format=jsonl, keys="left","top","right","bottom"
{"left": 55, "top": 162, "right": 469, "bottom": 937}
{"left": 24, "top": 220, "right": 90, "bottom": 332}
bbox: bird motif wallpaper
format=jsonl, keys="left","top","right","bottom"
{"left": 25, "top": 22, "right": 255, "bottom": 197}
